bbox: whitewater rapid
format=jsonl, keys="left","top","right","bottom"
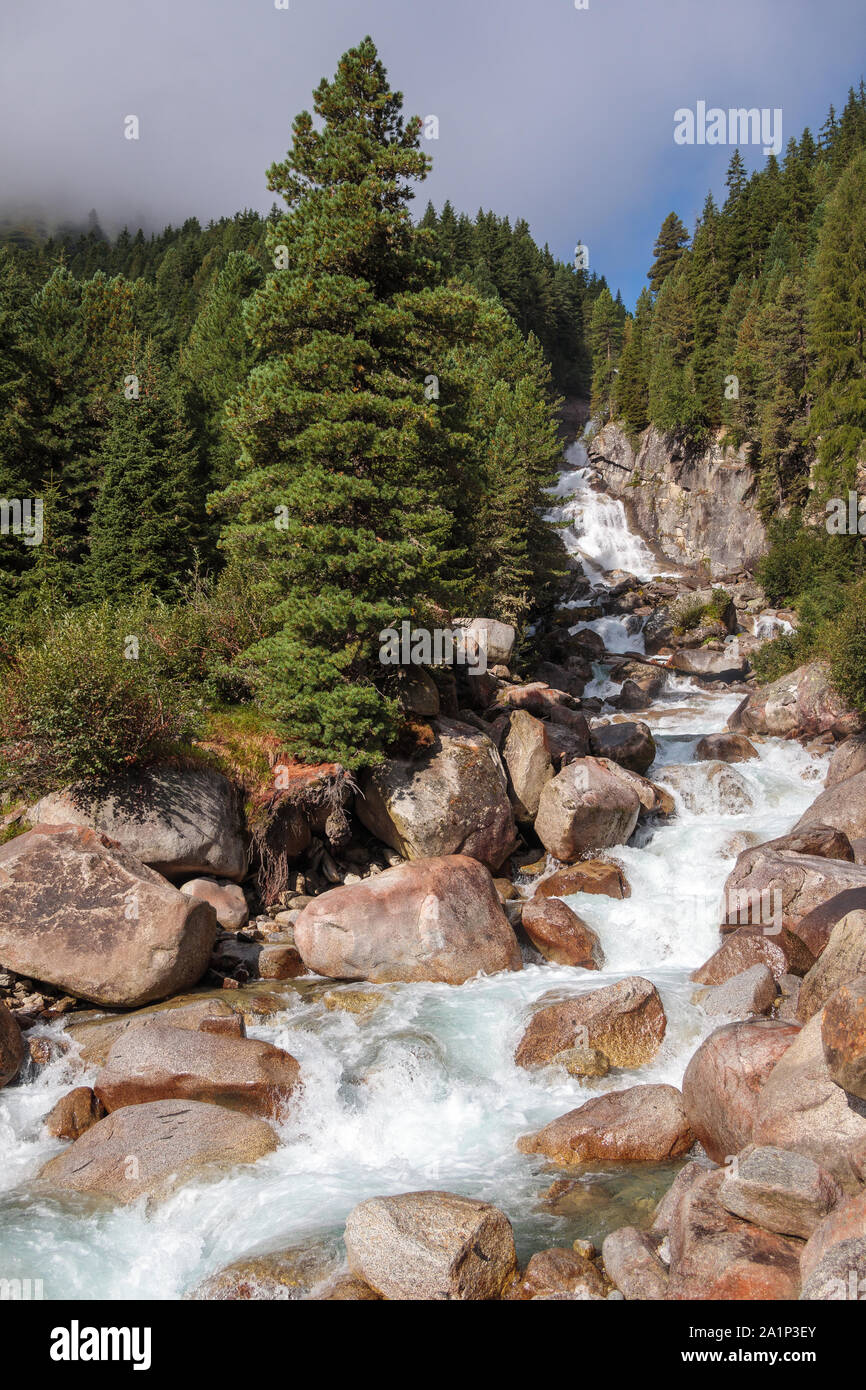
{"left": 0, "top": 448, "right": 827, "bottom": 1299}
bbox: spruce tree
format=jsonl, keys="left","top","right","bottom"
{"left": 589, "top": 287, "right": 623, "bottom": 421}
{"left": 648, "top": 213, "right": 689, "bottom": 295}
{"left": 615, "top": 288, "right": 652, "bottom": 436}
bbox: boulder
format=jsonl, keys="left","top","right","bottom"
{"left": 459, "top": 617, "right": 516, "bottom": 667}
{"left": 510, "top": 1247, "right": 605, "bottom": 1300}
{"left": 694, "top": 964, "right": 777, "bottom": 1019}
{"left": 718, "top": 1144, "right": 841, "bottom": 1239}
{"left": 501, "top": 710, "right": 554, "bottom": 823}
{"left": 0, "top": 825, "right": 219, "bottom": 1008}
{"left": 727, "top": 661, "right": 865, "bottom": 741}
{"left": 681, "top": 1019, "right": 801, "bottom": 1164}
{"left": 37, "top": 1098, "right": 277, "bottom": 1204}
{"left": 602, "top": 1227, "right": 670, "bottom": 1300}
{"left": 595, "top": 760, "right": 675, "bottom": 817}
{"left": 93, "top": 1023, "right": 301, "bottom": 1120}
{"left": 721, "top": 846, "right": 866, "bottom": 965}
{"left": 32, "top": 766, "right": 247, "bottom": 880}
{"left": 0, "top": 999, "right": 24, "bottom": 1088}
{"left": 67, "top": 997, "right": 243, "bottom": 1067}
{"left": 800, "top": 1193, "right": 866, "bottom": 1300}
{"left": 695, "top": 733, "right": 759, "bottom": 764}
{"left": 826, "top": 733, "right": 866, "bottom": 788}
{"left": 822, "top": 975, "right": 866, "bottom": 1098}
{"left": 792, "top": 888, "right": 866, "bottom": 962}
{"left": 534, "top": 759, "right": 641, "bottom": 862}
{"left": 794, "top": 770, "right": 866, "bottom": 845}
{"left": 515, "top": 977, "right": 666, "bottom": 1071}
{"left": 532, "top": 662, "right": 586, "bottom": 700}
{"left": 657, "top": 761, "right": 754, "bottom": 816}
{"left": 651, "top": 1160, "right": 716, "bottom": 1236}
{"left": 43, "top": 1087, "right": 106, "bottom": 1140}
{"left": 670, "top": 647, "right": 749, "bottom": 681}
{"left": 517, "top": 1084, "right": 692, "bottom": 1165}
{"left": 666, "top": 1169, "right": 802, "bottom": 1301}
{"left": 798, "top": 908, "right": 866, "bottom": 1020}
{"left": 753, "top": 1014, "right": 866, "bottom": 1192}
{"left": 760, "top": 824, "right": 854, "bottom": 862}
{"left": 534, "top": 861, "right": 630, "bottom": 900}
{"left": 396, "top": 668, "right": 440, "bottom": 719}
{"left": 356, "top": 718, "right": 517, "bottom": 872}
{"left": 520, "top": 897, "right": 604, "bottom": 969}
{"left": 343, "top": 1191, "right": 517, "bottom": 1300}
{"left": 294, "top": 854, "right": 521, "bottom": 985}
{"left": 187, "top": 1240, "right": 341, "bottom": 1300}
{"left": 588, "top": 721, "right": 656, "bottom": 775}
{"left": 691, "top": 929, "right": 800, "bottom": 986}
{"left": 180, "top": 878, "right": 249, "bottom": 931}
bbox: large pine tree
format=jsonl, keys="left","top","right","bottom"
{"left": 648, "top": 213, "right": 689, "bottom": 295}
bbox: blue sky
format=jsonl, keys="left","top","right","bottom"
{"left": 1, "top": 0, "right": 862, "bottom": 308}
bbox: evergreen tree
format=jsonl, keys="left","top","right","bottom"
{"left": 589, "top": 287, "right": 623, "bottom": 421}
{"left": 614, "top": 288, "right": 652, "bottom": 436}
{"left": 648, "top": 212, "right": 689, "bottom": 295}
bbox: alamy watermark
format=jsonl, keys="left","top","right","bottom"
{"left": 379, "top": 621, "right": 488, "bottom": 673}
{"left": 674, "top": 102, "right": 783, "bottom": 156}
{"left": 826, "top": 492, "right": 866, "bottom": 535}
{"left": 0, "top": 498, "right": 43, "bottom": 546}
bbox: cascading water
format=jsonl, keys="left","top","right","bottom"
{"left": 0, "top": 448, "right": 827, "bottom": 1300}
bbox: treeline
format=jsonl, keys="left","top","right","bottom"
{"left": 592, "top": 83, "right": 866, "bottom": 518}
{"left": 0, "top": 37, "right": 584, "bottom": 777}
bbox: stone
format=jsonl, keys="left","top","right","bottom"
{"left": 794, "top": 770, "right": 866, "bottom": 845}
{"left": 0, "top": 999, "right": 24, "bottom": 1087}
{"left": 694, "top": 965, "right": 777, "bottom": 1019}
{"left": 67, "top": 997, "right": 243, "bottom": 1067}
{"left": 721, "top": 845, "right": 866, "bottom": 965}
{"left": 800, "top": 1193, "right": 866, "bottom": 1300}
{"left": 691, "top": 929, "right": 798, "bottom": 986}
{"left": 651, "top": 1160, "right": 716, "bottom": 1235}
{"left": 533, "top": 861, "right": 630, "bottom": 900}
{"left": 588, "top": 721, "right": 657, "bottom": 775}
{"left": 37, "top": 1099, "right": 278, "bottom": 1204}
{"left": 396, "top": 668, "right": 440, "bottom": 719}
{"left": 321, "top": 988, "right": 389, "bottom": 1019}
{"left": 180, "top": 878, "right": 249, "bottom": 931}
{"left": 602, "top": 1226, "right": 670, "bottom": 1300}
{"left": 520, "top": 897, "right": 604, "bottom": 969}
{"left": 32, "top": 765, "right": 247, "bottom": 880}
{"left": 825, "top": 734, "right": 866, "bottom": 789}
{"left": 517, "top": 1085, "right": 693, "bottom": 1165}
{"left": 799, "top": 909, "right": 866, "bottom": 1020}
{"left": 695, "top": 733, "right": 759, "bottom": 764}
{"left": 315, "top": 1274, "right": 382, "bottom": 1301}
{"left": 792, "top": 889, "right": 866, "bottom": 962}
{"left": 343, "top": 1191, "right": 517, "bottom": 1300}
{"left": 93, "top": 1023, "right": 301, "bottom": 1120}
{"left": 501, "top": 710, "right": 554, "bottom": 823}
{"left": 657, "top": 761, "right": 754, "bottom": 816}
{"left": 356, "top": 718, "right": 517, "bottom": 872}
{"left": 718, "top": 1144, "right": 841, "bottom": 1239}
{"left": 515, "top": 977, "right": 667, "bottom": 1070}
{"left": 727, "top": 661, "right": 864, "bottom": 741}
{"left": 0, "top": 825, "right": 218, "bottom": 1008}
{"left": 666, "top": 1169, "right": 802, "bottom": 1300}
{"left": 762, "top": 825, "right": 855, "bottom": 862}
{"left": 753, "top": 1014, "right": 866, "bottom": 1192}
{"left": 294, "top": 854, "right": 522, "bottom": 985}
{"left": 534, "top": 759, "right": 641, "bottom": 862}
{"left": 822, "top": 975, "right": 866, "bottom": 1098}
{"left": 511, "top": 1247, "right": 605, "bottom": 1300}
{"left": 43, "top": 1087, "right": 106, "bottom": 1140}
{"left": 681, "top": 1019, "right": 801, "bottom": 1164}
{"left": 187, "top": 1240, "right": 341, "bottom": 1300}
{"left": 459, "top": 617, "right": 516, "bottom": 667}
{"left": 670, "top": 647, "right": 750, "bottom": 681}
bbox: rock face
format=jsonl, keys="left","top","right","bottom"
{"left": 821, "top": 975, "right": 866, "bottom": 1099}
{"left": 517, "top": 1085, "right": 692, "bottom": 1165}
{"left": 695, "top": 732, "right": 759, "bottom": 763}
{"left": 753, "top": 1014, "right": 866, "bottom": 1192}
{"left": 180, "top": 878, "right": 249, "bottom": 932}
{"left": 534, "top": 759, "right": 641, "bottom": 862}
{"left": 294, "top": 854, "right": 521, "bottom": 984}
{"left": 343, "top": 1191, "right": 517, "bottom": 1300}
{"left": 0, "top": 825, "right": 219, "bottom": 1008}
{"left": 38, "top": 1098, "right": 278, "bottom": 1204}
{"left": 798, "top": 908, "right": 866, "bottom": 1020}
{"left": 94, "top": 1024, "right": 301, "bottom": 1119}
{"left": 32, "top": 766, "right": 248, "bottom": 880}
{"left": 534, "top": 861, "right": 630, "bottom": 900}
{"left": 356, "top": 718, "right": 517, "bottom": 871}
{"left": 0, "top": 1000, "right": 24, "bottom": 1088}
{"left": 794, "top": 770, "right": 866, "bottom": 844}
{"left": 681, "top": 1020, "right": 801, "bottom": 1164}
{"left": 666, "top": 1169, "right": 802, "bottom": 1301}
{"left": 657, "top": 761, "right": 754, "bottom": 816}
{"left": 501, "top": 710, "right": 553, "bottom": 822}
{"left": 826, "top": 734, "right": 866, "bottom": 788}
{"left": 800, "top": 1192, "right": 866, "bottom": 1300}
{"left": 521, "top": 897, "right": 604, "bottom": 969}
{"left": 728, "top": 662, "right": 865, "bottom": 741}
{"left": 515, "top": 977, "right": 666, "bottom": 1071}
{"left": 588, "top": 423, "right": 766, "bottom": 575}
{"left": 588, "top": 721, "right": 656, "bottom": 775}
{"left": 718, "top": 1144, "right": 841, "bottom": 1239}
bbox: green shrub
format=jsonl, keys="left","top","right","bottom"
{"left": 0, "top": 604, "right": 200, "bottom": 795}
{"left": 827, "top": 579, "right": 866, "bottom": 715}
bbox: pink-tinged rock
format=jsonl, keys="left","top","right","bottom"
{"left": 799, "top": 908, "right": 866, "bottom": 1021}
{"left": 517, "top": 1085, "right": 693, "bottom": 1165}
{"left": 800, "top": 1192, "right": 866, "bottom": 1300}
{"left": 667, "top": 1169, "right": 802, "bottom": 1300}
{"left": 718, "top": 1144, "right": 842, "bottom": 1239}
{"left": 294, "top": 854, "right": 521, "bottom": 984}
{"left": 534, "top": 759, "right": 641, "bottom": 862}
{"left": 695, "top": 733, "right": 759, "bottom": 764}
{"left": 0, "top": 999, "right": 24, "bottom": 1088}
{"left": 501, "top": 710, "right": 554, "bottom": 823}
{"left": 825, "top": 734, "right": 866, "bottom": 789}
{"left": 520, "top": 897, "right": 604, "bottom": 969}
{"left": 602, "top": 1226, "right": 670, "bottom": 1300}
{"left": 821, "top": 974, "right": 866, "bottom": 1098}
{"left": 727, "top": 661, "right": 865, "bottom": 741}
{"left": 691, "top": 928, "right": 798, "bottom": 985}
{"left": 794, "top": 769, "right": 866, "bottom": 845}
{"left": 181, "top": 878, "right": 249, "bottom": 931}
{"left": 681, "top": 1019, "right": 800, "bottom": 1164}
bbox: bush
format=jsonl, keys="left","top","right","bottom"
{"left": 0, "top": 604, "right": 200, "bottom": 795}
{"left": 827, "top": 579, "right": 866, "bottom": 715}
